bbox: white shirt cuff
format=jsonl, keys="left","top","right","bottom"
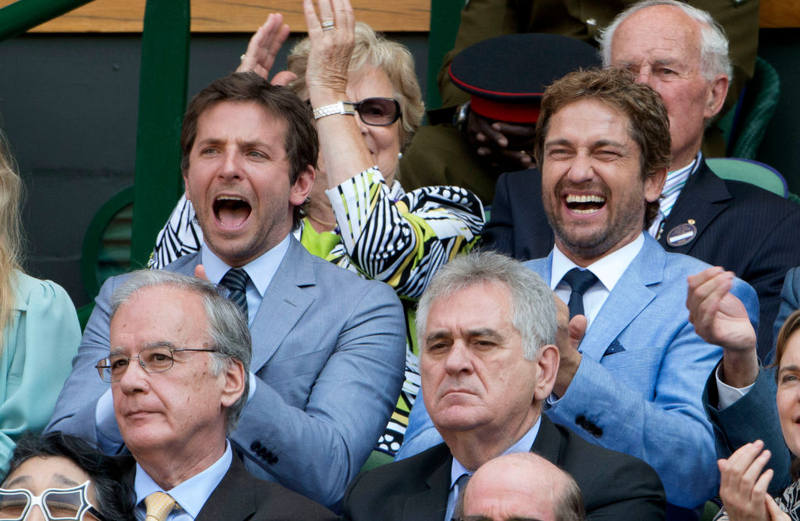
{"left": 716, "top": 364, "right": 756, "bottom": 409}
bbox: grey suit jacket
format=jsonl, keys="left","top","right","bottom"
{"left": 47, "top": 237, "right": 406, "bottom": 509}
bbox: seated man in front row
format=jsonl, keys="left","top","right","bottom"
{"left": 99, "top": 270, "right": 337, "bottom": 520}
{"left": 343, "top": 252, "right": 666, "bottom": 520}
{"left": 398, "top": 67, "right": 759, "bottom": 518}
{"left": 47, "top": 72, "right": 406, "bottom": 509}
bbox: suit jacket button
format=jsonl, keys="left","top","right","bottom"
{"left": 586, "top": 421, "right": 603, "bottom": 438}
{"left": 251, "top": 441, "right": 261, "bottom": 451}
{"left": 268, "top": 455, "right": 279, "bottom": 464}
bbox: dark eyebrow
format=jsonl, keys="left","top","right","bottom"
{"left": 52, "top": 474, "right": 81, "bottom": 488}
{"left": 544, "top": 138, "right": 573, "bottom": 149}
{"left": 3, "top": 475, "right": 31, "bottom": 488}
{"left": 425, "top": 330, "right": 452, "bottom": 344}
{"left": 593, "top": 140, "right": 627, "bottom": 149}
{"left": 779, "top": 364, "right": 800, "bottom": 375}
{"left": 465, "top": 328, "right": 504, "bottom": 341}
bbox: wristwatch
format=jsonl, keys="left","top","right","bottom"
{"left": 313, "top": 101, "right": 356, "bottom": 120}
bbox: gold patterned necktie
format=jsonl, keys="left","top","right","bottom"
{"left": 144, "top": 491, "right": 177, "bottom": 521}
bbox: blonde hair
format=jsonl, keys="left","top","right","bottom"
{"left": 286, "top": 22, "right": 425, "bottom": 149}
{"left": 0, "top": 130, "right": 25, "bottom": 349}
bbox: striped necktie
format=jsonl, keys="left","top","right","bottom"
{"left": 220, "top": 268, "right": 249, "bottom": 318}
{"left": 144, "top": 491, "right": 176, "bottom": 521}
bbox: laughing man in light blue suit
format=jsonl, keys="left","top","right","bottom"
{"left": 46, "top": 73, "right": 406, "bottom": 510}
{"left": 397, "top": 68, "right": 758, "bottom": 518}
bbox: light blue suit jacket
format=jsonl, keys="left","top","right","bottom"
{"left": 46, "top": 237, "right": 406, "bottom": 509}
{"left": 398, "top": 234, "right": 758, "bottom": 509}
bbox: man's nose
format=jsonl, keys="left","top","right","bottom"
{"left": 566, "top": 153, "right": 595, "bottom": 183}
{"left": 633, "top": 67, "right": 653, "bottom": 86}
{"left": 117, "top": 356, "right": 150, "bottom": 394}
{"left": 220, "top": 150, "right": 243, "bottom": 179}
{"left": 443, "top": 342, "right": 474, "bottom": 374}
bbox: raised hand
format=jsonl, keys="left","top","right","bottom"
{"left": 302, "top": 0, "right": 355, "bottom": 97}
{"left": 718, "top": 440, "right": 774, "bottom": 521}
{"left": 466, "top": 112, "right": 536, "bottom": 171}
{"left": 237, "top": 13, "right": 296, "bottom": 86}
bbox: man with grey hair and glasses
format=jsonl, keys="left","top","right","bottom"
{"left": 342, "top": 252, "right": 665, "bottom": 521}
{"left": 95, "top": 270, "right": 337, "bottom": 520}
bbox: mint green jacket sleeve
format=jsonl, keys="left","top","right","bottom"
{"left": 0, "top": 272, "right": 81, "bottom": 476}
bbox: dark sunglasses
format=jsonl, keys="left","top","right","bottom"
{"left": 307, "top": 97, "right": 402, "bottom": 126}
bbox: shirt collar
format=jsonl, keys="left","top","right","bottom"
{"left": 201, "top": 234, "right": 291, "bottom": 297}
{"left": 134, "top": 441, "right": 232, "bottom": 519}
{"left": 551, "top": 232, "right": 645, "bottom": 293}
{"left": 668, "top": 151, "right": 702, "bottom": 179}
{"left": 449, "top": 416, "right": 542, "bottom": 489}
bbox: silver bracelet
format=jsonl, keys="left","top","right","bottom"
{"left": 313, "top": 101, "right": 356, "bottom": 120}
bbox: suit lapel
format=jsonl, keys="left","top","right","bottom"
{"left": 195, "top": 455, "right": 256, "bottom": 521}
{"left": 249, "top": 238, "right": 316, "bottom": 370}
{"left": 578, "top": 236, "right": 663, "bottom": 361}
{"left": 402, "top": 448, "right": 452, "bottom": 521}
{"left": 530, "top": 415, "right": 565, "bottom": 466}
{"left": 659, "top": 158, "right": 731, "bottom": 255}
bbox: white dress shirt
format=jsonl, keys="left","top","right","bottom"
{"left": 201, "top": 233, "right": 291, "bottom": 327}
{"left": 551, "top": 233, "right": 645, "bottom": 328}
{"left": 444, "top": 417, "right": 542, "bottom": 521}
{"left": 134, "top": 441, "right": 233, "bottom": 520}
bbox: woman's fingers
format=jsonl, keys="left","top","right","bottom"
{"left": 237, "top": 13, "right": 290, "bottom": 79}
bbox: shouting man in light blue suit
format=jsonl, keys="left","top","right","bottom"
{"left": 398, "top": 67, "right": 758, "bottom": 520}
{"left": 46, "top": 73, "right": 406, "bottom": 510}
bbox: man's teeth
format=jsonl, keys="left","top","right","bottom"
{"left": 217, "top": 196, "right": 245, "bottom": 202}
{"left": 565, "top": 194, "right": 605, "bottom": 204}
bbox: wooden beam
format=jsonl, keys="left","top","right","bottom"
{"left": 0, "top": 0, "right": 431, "bottom": 33}
{"left": 761, "top": 0, "right": 800, "bottom": 29}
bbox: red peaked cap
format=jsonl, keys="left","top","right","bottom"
{"left": 449, "top": 33, "right": 601, "bottom": 123}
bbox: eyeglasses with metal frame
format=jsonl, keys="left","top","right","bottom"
{"left": 0, "top": 480, "right": 107, "bottom": 521}
{"left": 95, "top": 345, "right": 217, "bottom": 383}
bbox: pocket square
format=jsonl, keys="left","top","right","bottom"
{"left": 603, "top": 339, "right": 626, "bottom": 356}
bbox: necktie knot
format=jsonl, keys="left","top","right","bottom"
{"left": 562, "top": 268, "right": 598, "bottom": 318}
{"left": 144, "top": 491, "right": 177, "bottom": 521}
{"left": 220, "top": 268, "right": 249, "bottom": 317}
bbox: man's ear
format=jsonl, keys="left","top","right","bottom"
{"left": 220, "top": 359, "right": 246, "bottom": 408}
{"left": 289, "top": 165, "right": 315, "bottom": 207}
{"left": 533, "top": 344, "right": 560, "bottom": 402}
{"left": 705, "top": 74, "right": 729, "bottom": 119}
{"left": 645, "top": 167, "right": 668, "bottom": 203}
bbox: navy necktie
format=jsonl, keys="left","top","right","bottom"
{"left": 562, "top": 268, "right": 598, "bottom": 319}
{"left": 220, "top": 268, "right": 249, "bottom": 318}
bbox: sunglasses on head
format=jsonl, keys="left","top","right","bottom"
{"left": 307, "top": 97, "right": 402, "bottom": 126}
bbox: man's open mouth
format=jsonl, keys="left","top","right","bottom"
{"left": 213, "top": 195, "right": 252, "bottom": 227}
{"left": 565, "top": 194, "right": 606, "bottom": 215}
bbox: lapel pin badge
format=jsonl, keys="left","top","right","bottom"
{"left": 666, "top": 220, "right": 697, "bottom": 247}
